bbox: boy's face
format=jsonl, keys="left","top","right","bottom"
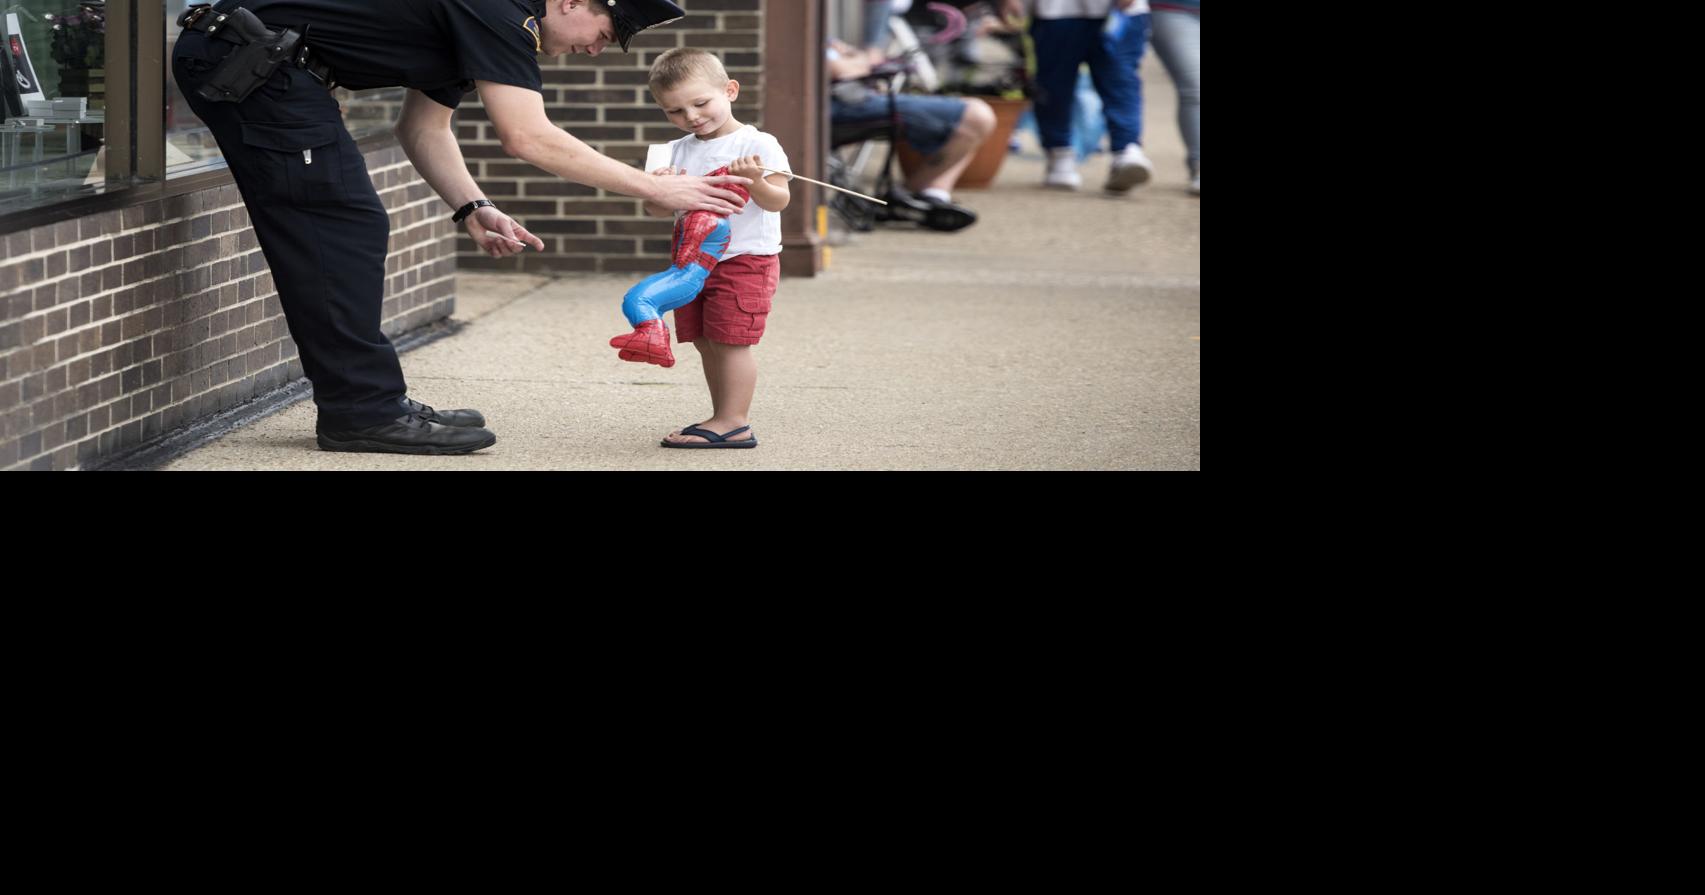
{"left": 655, "top": 76, "right": 741, "bottom": 139}
{"left": 540, "top": 0, "right": 616, "bottom": 57}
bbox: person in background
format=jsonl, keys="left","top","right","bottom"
{"left": 1005, "top": 0, "right": 1154, "bottom": 193}
{"left": 828, "top": 0, "right": 994, "bottom": 231}
{"left": 1148, "top": 0, "right": 1198, "bottom": 195}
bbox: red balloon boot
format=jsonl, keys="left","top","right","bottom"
{"left": 608, "top": 318, "right": 675, "bottom": 368}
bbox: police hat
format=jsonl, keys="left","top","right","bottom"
{"left": 603, "top": 0, "right": 687, "bottom": 52}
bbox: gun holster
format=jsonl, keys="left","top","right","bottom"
{"left": 184, "top": 6, "right": 306, "bottom": 104}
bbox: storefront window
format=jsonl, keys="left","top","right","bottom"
{"left": 1, "top": 1, "right": 130, "bottom": 215}
{"left": 0, "top": 1, "right": 419, "bottom": 220}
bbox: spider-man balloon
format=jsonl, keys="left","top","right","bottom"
{"left": 609, "top": 166, "right": 752, "bottom": 368}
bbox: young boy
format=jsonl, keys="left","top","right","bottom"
{"left": 644, "top": 48, "right": 792, "bottom": 449}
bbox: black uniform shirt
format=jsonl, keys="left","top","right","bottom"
{"left": 239, "top": 0, "right": 547, "bottom": 108}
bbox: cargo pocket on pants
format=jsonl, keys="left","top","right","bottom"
{"left": 239, "top": 121, "right": 344, "bottom": 206}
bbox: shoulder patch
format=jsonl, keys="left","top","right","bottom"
{"left": 522, "top": 16, "right": 542, "bottom": 53}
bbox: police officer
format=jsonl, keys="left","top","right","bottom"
{"left": 173, "top": 0, "right": 752, "bottom": 454}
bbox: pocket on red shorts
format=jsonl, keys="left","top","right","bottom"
{"left": 734, "top": 256, "right": 780, "bottom": 316}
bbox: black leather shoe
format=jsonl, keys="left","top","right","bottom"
{"left": 402, "top": 396, "right": 485, "bottom": 428}
{"left": 317, "top": 413, "right": 498, "bottom": 455}
{"left": 916, "top": 193, "right": 977, "bottom": 231}
{"left": 876, "top": 189, "right": 977, "bottom": 232}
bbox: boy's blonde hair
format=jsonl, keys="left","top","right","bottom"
{"left": 649, "top": 48, "right": 731, "bottom": 96}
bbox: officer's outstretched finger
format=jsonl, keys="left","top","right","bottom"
{"left": 511, "top": 223, "right": 545, "bottom": 252}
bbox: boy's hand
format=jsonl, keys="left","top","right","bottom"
{"left": 728, "top": 154, "right": 769, "bottom": 182}
{"left": 650, "top": 166, "right": 685, "bottom": 176}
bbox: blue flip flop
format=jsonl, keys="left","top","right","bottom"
{"left": 661, "top": 424, "right": 759, "bottom": 449}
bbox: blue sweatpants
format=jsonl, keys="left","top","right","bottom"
{"left": 1030, "top": 13, "right": 1150, "bottom": 152}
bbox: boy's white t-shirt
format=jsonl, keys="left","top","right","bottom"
{"left": 665, "top": 125, "right": 791, "bottom": 259}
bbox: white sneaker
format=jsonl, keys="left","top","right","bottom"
{"left": 1045, "top": 148, "right": 1082, "bottom": 190}
{"left": 1105, "top": 143, "right": 1154, "bottom": 193}
{"left": 1189, "top": 166, "right": 1200, "bottom": 196}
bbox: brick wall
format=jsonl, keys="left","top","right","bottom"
{"left": 454, "top": 0, "right": 766, "bottom": 276}
{"left": 0, "top": 144, "right": 457, "bottom": 471}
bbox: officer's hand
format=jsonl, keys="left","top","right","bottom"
{"left": 467, "top": 206, "right": 545, "bottom": 258}
{"left": 651, "top": 174, "right": 752, "bottom": 215}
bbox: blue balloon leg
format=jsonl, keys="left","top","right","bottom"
{"left": 620, "top": 217, "right": 733, "bottom": 326}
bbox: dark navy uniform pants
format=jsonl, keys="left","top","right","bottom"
{"left": 174, "top": 29, "right": 408, "bottom": 432}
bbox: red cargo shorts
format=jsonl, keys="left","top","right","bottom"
{"left": 674, "top": 253, "right": 780, "bottom": 346}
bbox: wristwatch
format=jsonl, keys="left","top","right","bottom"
{"left": 452, "top": 199, "right": 496, "bottom": 224}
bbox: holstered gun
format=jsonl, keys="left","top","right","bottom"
{"left": 194, "top": 7, "right": 301, "bottom": 104}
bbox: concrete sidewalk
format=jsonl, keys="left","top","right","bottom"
{"left": 165, "top": 57, "right": 1199, "bottom": 471}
